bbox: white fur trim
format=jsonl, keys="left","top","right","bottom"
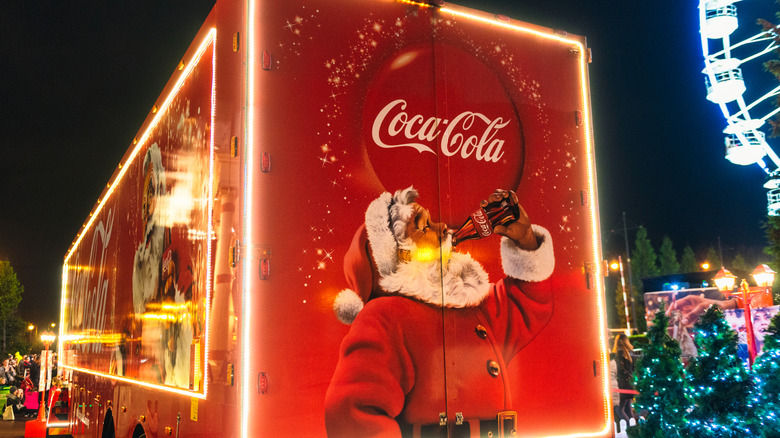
{"left": 333, "top": 289, "right": 365, "bottom": 325}
{"left": 364, "top": 187, "right": 418, "bottom": 276}
{"left": 388, "top": 188, "right": 417, "bottom": 250}
{"left": 379, "top": 251, "right": 490, "bottom": 308}
{"left": 500, "top": 225, "right": 554, "bottom": 282}
{"left": 365, "top": 192, "right": 396, "bottom": 277}
{"left": 132, "top": 224, "right": 163, "bottom": 314}
{"left": 143, "top": 143, "right": 166, "bottom": 208}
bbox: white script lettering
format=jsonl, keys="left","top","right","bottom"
{"left": 70, "top": 209, "right": 114, "bottom": 354}
{"left": 371, "top": 99, "right": 510, "bottom": 162}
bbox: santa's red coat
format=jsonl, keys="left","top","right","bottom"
{"left": 324, "top": 276, "right": 553, "bottom": 437}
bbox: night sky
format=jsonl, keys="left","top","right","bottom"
{"left": 1, "top": 0, "right": 777, "bottom": 326}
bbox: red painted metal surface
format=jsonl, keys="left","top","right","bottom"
{"left": 60, "top": 1, "right": 610, "bottom": 437}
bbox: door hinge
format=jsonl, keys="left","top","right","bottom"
{"left": 230, "top": 241, "right": 240, "bottom": 268}
{"left": 258, "top": 372, "right": 268, "bottom": 394}
{"left": 230, "top": 136, "right": 239, "bottom": 158}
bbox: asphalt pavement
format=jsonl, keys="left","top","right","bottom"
{"left": 0, "top": 417, "right": 33, "bottom": 437}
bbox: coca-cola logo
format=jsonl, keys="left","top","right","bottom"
{"left": 471, "top": 209, "right": 493, "bottom": 237}
{"left": 371, "top": 99, "right": 509, "bottom": 163}
{"left": 362, "top": 43, "right": 524, "bottom": 223}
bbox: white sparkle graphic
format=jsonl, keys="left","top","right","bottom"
{"left": 274, "top": 7, "right": 588, "bottom": 277}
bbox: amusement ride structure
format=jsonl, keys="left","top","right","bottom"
{"left": 700, "top": 0, "right": 780, "bottom": 215}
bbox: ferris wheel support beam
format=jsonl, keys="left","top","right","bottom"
{"left": 719, "top": 102, "right": 732, "bottom": 120}
{"left": 726, "top": 83, "right": 780, "bottom": 121}
{"left": 700, "top": 0, "right": 780, "bottom": 214}
{"left": 706, "top": 32, "right": 777, "bottom": 61}
{"left": 737, "top": 41, "right": 777, "bottom": 63}
{"left": 761, "top": 138, "right": 780, "bottom": 169}
{"left": 758, "top": 93, "right": 780, "bottom": 123}
{"left": 701, "top": 1, "right": 714, "bottom": 66}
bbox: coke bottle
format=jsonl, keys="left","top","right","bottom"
{"left": 451, "top": 192, "right": 520, "bottom": 247}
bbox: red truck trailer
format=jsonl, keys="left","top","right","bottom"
{"left": 59, "top": 0, "right": 611, "bottom": 436}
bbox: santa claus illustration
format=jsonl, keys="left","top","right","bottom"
{"left": 130, "top": 143, "right": 194, "bottom": 387}
{"left": 133, "top": 143, "right": 166, "bottom": 315}
{"left": 132, "top": 143, "right": 167, "bottom": 383}
{"left": 325, "top": 186, "right": 555, "bottom": 437}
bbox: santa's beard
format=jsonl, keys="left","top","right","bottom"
{"left": 164, "top": 299, "right": 193, "bottom": 389}
{"left": 378, "top": 244, "right": 490, "bottom": 308}
{"left": 133, "top": 223, "right": 164, "bottom": 314}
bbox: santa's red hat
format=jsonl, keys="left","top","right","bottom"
{"left": 333, "top": 187, "right": 418, "bottom": 324}
{"left": 332, "top": 187, "right": 557, "bottom": 323}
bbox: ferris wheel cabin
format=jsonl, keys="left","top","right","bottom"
{"left": 765, "top": 173, "right": 780, "bottom": 216}
{"left": 702, "top": 1, "right": 739, "bottom": 39}
{"left": 703, "top": 58, "right": 745, "bottom": 104}
{"left": 699, "top": 0, "right": 780, "bottom": 216}
{"left": 723, "top": 120, "right": 767, "bottom": 166}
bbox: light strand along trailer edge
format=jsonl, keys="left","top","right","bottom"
{"left": 59, "top": 0, "right": 612, "bottom": 436}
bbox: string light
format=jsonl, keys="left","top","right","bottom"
{"left": 632, "top": 304, "right": 779, "bottom": 436}
{"left": 60, "top": 28, "right": 217, "bottom": 399}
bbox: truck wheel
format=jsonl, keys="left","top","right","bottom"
{"left": 131, "top": 424, "right": 146, "bottom": 438}
{"left": 101, "top": 409, "right": 115, "bottom": 438}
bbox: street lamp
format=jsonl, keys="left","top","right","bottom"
{"left": 701, "top": 262, "right": 711, "bottom": 271}
{"left": 25, "top": 330, "right": 57, "bottom": 437}
{"left": 739, "top": 279, "right": 759, "bottom": 368}
{"left": 712, "top": 265, "right": 775, "bottom": 369}
{"left": 713, "top": 267, "right": 737, "bottom": 293}
{"left": 751, "top": 263, "right": 776, "bottom": 353}
{"left": 37, "top": 331, "right": 56, "bottom": 421}
{"left": 40, "top": 332, "right": 55, "bottom": 348}
{"left": 751, "top": 264, "right": 776, "bottom": 288}
{"left": 610, "top": 256, "right": 632, "bottom": 334}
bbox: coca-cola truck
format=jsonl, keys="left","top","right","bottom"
{"left": 59, "top": 0, "right": 612, "bottom": 436}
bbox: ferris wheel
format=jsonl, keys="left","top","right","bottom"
{"left": 700, "top": 0, "right": 780, "bottom": 215}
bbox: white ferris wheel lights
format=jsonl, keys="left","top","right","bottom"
{"left": 723, "top": 119, "right": 767, "bottom": 166}
{"left": 703, "top": 2, "right": 739, "bottom": 39}
{"left": 765, "top": 173, "right": 780, "bottom": 216}
{"left": 723, "top": 118, "right": 764, "bottom": 134}
{"left": 704, "top": 59, "right": 746, "bottom": 104}
{"left": 699, "top": 0, "right": 780, "bottom": 215}
{"left": 724, "top": 131, "right": 767, "bottom": 165}
{"left": 767, "top": 189, "right": 780, "bottom": 215}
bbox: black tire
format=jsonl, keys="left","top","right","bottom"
{"left": 132, "top": 423, "right": 146, "bottom": 438}
{"left": 101, "top": 409, "right": 115, "bottom": 438}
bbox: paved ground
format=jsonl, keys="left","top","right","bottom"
{"left": 0, "top": 417, "right": 629, "bottom": 437}
{"left": 0, "top": 417, "right": 35, "bottom": 438}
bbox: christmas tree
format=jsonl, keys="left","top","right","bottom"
{"left": 752, "top": 311, "right": 780, "bottom": 438}
{"left": 629, "top": 301, "right": 691, "bottom": 438}
{"left": 686, "top": 305, "right": 757, "bottom": 437}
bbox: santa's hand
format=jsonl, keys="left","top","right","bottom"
{"left": 667, "top": 295, "right": 718, "bottom": 326}
{"left": 487, "top": 190, "right": 538, "bottom": 250}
